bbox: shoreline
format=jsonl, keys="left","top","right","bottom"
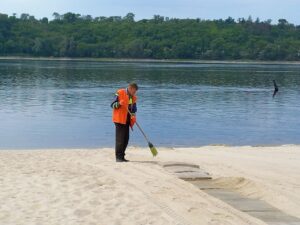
{"left": 1, "top": 56, "right": 300, "bottom": 65}
{"left": 0, "top": 143, "right": 299, "bottom": 151}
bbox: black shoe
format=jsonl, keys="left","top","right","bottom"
{"left": 122, "top": 158, "right": 129, "bottom": 162}
{"left": 116, "top": 158, "right": 124, "bottom": 162}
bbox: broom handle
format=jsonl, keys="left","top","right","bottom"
{"left": 135, "top": 121, "right": 151, "bottom": 143}
{"left": 127, "top": 109, "right": 151, "bottom": 143}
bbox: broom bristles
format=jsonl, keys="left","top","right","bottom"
{"left": 150, "top": 147, "right": 158, "bottom": 157}
{"left": 148, "top": 142, "right": 158, "bottom": 157}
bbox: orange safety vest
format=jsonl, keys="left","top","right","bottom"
{"left": 112, "top": 89, "right": 137, "bottom": 125}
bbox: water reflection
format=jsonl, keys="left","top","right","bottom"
{"left": 0, "top": 60, "right": 299, "bottom": 149}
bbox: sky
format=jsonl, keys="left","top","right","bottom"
{"left": 1, "top": 0, "right": 300, "bottom": 24}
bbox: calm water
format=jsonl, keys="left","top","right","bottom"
{"left": 0, "top": 59, "right": 299, "bottom": 149}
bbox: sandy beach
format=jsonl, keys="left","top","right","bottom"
{"left": 0, "top": 145, "right": 299, "bottom": 225}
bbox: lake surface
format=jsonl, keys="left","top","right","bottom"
{"left": 0, "top": 59, "right": 299, "bottom": 149}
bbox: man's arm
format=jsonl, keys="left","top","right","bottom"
{"left": 129, "top": 103, "right": 137, "bottom": 114}
{"left": 111, "top": 93, "right": 120, "bottom": 109}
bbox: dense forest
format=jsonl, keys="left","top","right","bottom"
{"left": 0, "top": 12, "right": 300, "bottom": 60}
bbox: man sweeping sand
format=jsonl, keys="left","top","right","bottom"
{"left": 111, "top": 83, "right": 138, "bottom": 162}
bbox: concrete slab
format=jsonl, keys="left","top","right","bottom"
{"left": 161, "top": 162, "right": 300, "bottom": 224}
{"left": 160, "top": 162, "right": 200, "bottom": 169}
{"left": 188, "top": 180, "right": 218, "bottom": 190}
{"left": 176, "top": 171, "right": 212, "bottom": 180}
{"left": 227, "top": 199, "right": 275, "bottom": 212}
{"left": 161, "top": 161, "right": 212, "bottom": 180}
{"left": 205, "top": 189, "right": 243, "bottom": 201}
{"left": 248, "top": 211, "right": 300, "bottom": 223}
{"left": 269, "top": 223, "right": 300, "bottom": 225}
{"left": 164, "top": 166, "right": 200, "bottom": 173}
{"left": 186, "top": 179, "right": 300, "bottom": 225}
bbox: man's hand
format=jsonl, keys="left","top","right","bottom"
{"left": 112, "top": 102, "right": 120, "bottom": 109}
{"left": 130, "top": 115, "right": 136, "bottom": 129}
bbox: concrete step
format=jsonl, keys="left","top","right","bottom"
{"left": 161, "top": 161, "right": 212, "bottom": 180}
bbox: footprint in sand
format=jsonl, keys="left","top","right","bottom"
{"left": 84, "top": 183, "right": 98, "bottom": 190}
{"left": 113, "top": 219, "right": 121, "bottom": 225}
{"left": 187, "top": 207, "right": 197, "bottom": 212}
{"left": 114, "top": 192, "right": 125, "bottom": 198}
{"left": 74, "top": 209, "right": 91, "bottom": 217}
{"left": 0, "top": 211, "right": 10, "bottom": 220}
{"left": 89, "top": 200, "right": 102, "bottom": 206}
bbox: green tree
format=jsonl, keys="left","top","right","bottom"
{"left": 123, "top": 13, "right": 135, "bottom": 22}
{"left": 1, "top": 12, "right": 300, "bottom": 61}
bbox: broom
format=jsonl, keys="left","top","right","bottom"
{"left": 128, "top": 109, "right": 158, "bottom": 157}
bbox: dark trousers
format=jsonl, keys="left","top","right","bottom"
{"left": 115, "top": 122, "right": 130, "bottom": 159}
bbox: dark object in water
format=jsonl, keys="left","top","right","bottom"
{"left": 273, "top": 80, "right": 279, "bottom": 98}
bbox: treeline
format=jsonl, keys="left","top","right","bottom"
{"left": 0, "top": 12, "right": 300, "bottom": 60}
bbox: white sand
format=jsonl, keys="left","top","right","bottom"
{"left": 0, "top": 146, "right": 299, "bottom": 225}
